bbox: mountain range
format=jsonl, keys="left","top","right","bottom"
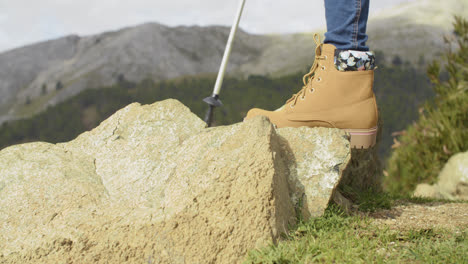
{"left": 0, "top": 0, "right": 466, "bottom": 124}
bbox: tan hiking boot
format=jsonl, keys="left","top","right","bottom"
{"left": 245, "top": 34, "right": 379, "bottom": 149}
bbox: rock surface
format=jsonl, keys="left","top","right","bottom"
{"left": 414, "top": 151, "right": 468, "bottom": 201}
{"left": 0, "top": 99, "right": 350, "bottom": 263}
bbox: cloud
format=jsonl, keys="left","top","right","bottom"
{"left": 0, "top": 0, "right": 415, "bottom": 52}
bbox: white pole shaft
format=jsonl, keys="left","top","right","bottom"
{"left": 212, "top": 0, "right": 246, "bottom": 96}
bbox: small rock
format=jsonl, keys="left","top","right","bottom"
{"left": 414, "top": 151, "right": 468, "bottom": 200}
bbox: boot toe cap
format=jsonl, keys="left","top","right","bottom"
{"left": 245, "top": 108, "right": 284, "bottom": 127}
{"left": 245, "top": 108, "right": 268, "bottom": 120}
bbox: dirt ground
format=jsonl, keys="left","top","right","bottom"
{"left": 369, "top": 202, "right": 468, "bottom": 231}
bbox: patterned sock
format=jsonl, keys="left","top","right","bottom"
{"left": 334, "top": 50, "right": 376, "bottom": 71}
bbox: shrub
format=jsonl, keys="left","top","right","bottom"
{"left": 385, "top": 16, "right": 468, "bottom": 195}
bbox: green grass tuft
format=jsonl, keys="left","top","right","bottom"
{"left": 339, "top": 186, "right": 393, "bottom": 212}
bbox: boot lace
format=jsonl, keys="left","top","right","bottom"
{"left": 287, "top": 34, "right": 326, "bottom": 107}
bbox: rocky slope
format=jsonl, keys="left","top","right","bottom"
{"left": 0, "top": 24, "right": 273, "bottom": 124}
{"left": 0, "top": 0, "right": 465, "bottom": 124}
{"left": 0, "top": 99, "right": 351, "bottom": 263}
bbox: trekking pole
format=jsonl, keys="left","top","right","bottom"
{"left": 203, "top": 0, "right": 246, "bottom": 127}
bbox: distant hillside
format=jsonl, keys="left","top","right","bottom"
{"left": 371, "top": 0, "right": 467, "bottom": 30}
{"left": 367, "top": 0, "right": 468, "bottom": 66}
{"left": 0, "top": 24, "right": 273, "bottom": 124}
{"left": 0, "top": 0, "right": 464, "bottom": 124}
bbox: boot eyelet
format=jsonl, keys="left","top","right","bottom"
{"left": 300, "top": 96, "right": 305, "bottom": 101}
{"left": 290, "top": 104, "right": 295, "bottom": 108}
{"left": 310, "top": 88, "right": 315, "bottom": 93}
{"left": 321, "top": 66, "right": 326, "bottom": 70}
{"left": 317, "top": 77, "right": 322, "bottom": 82}
{"left": 324, "top": 55, "right": 328, "bottom": 60}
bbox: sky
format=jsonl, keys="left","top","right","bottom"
{"left": 0, "top": 0, "right": 416, "bottom": 53}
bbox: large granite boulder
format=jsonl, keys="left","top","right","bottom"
{"left": 0, "top": 99, "right": 350, "bottom": 263}
{"left": 414, "top": 151, "right": 468, "bottom": 201}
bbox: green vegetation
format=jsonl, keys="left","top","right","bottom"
{"left": 372, "top": 53, "right": 432, "bottom": 159}
{"left": 339, "top": 187, "right": 393, "bottom": 212}
{"left": 385, "top": 16, "right": 468, "bottom": 195}
{"left": 244, "top": 205, "right": 467, "bottom": 264}
{"left": 244, "top": 185, "right": 467, "bottom": 264}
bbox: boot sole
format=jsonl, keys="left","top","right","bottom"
{"left": 344, "top": 127, "right": 378, "bottom": 149}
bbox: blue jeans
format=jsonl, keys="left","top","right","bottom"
{"left": 324, "top": 0, "right": 370, "bottom": 51}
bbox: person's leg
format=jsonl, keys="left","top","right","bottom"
{"left": 324, "top": 0, "right": 370, "bottom": 51}
{"left": 245, "top": 0, "right": 378, "bottom": 149}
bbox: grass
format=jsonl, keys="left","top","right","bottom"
{"left": 244, "top": 203, "right": 467, "bottom": 264}
{"left": 338, "top": 186, "right": 393, "bottom": 213}
{"left": 12, "top": 89, "right": 58, "bottom": 119}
